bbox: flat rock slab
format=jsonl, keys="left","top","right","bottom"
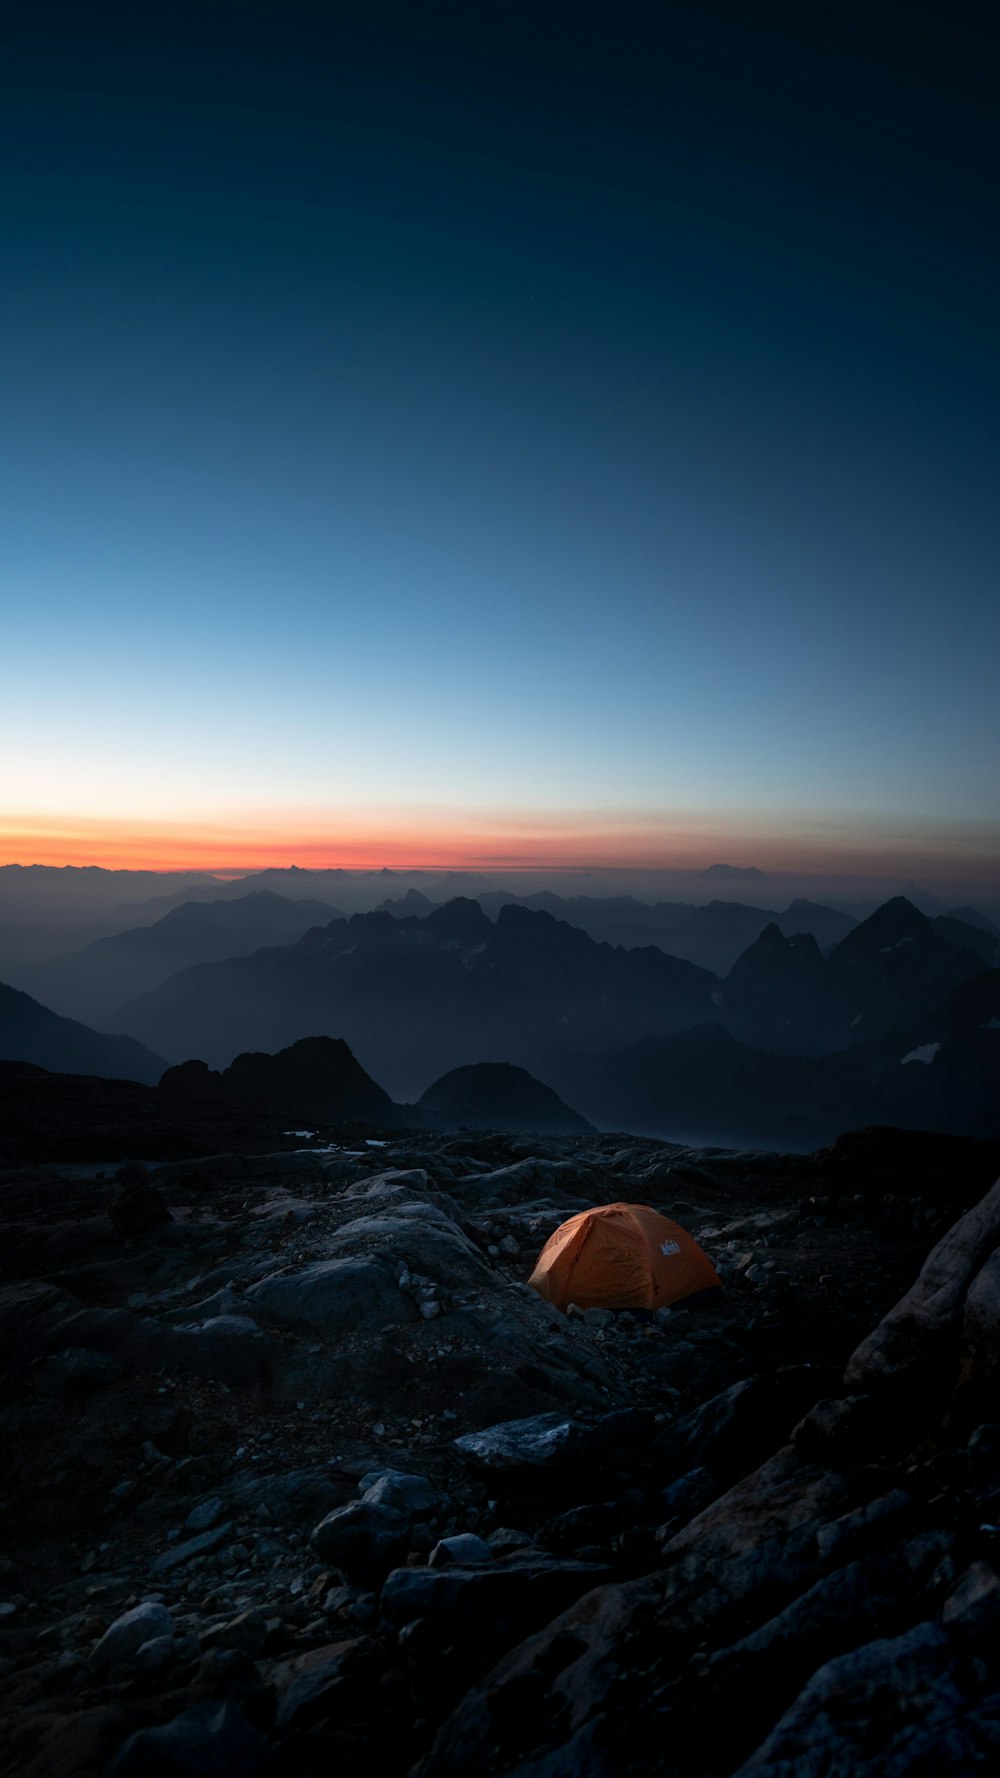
{"left": 150, "top": 1522, "right": 234, "bottom": 1575}
{"left": 323, "top": 1207, "right": 490, "bottom": 1288}
{"left": 247, "top": 1256, "right": 415, "bottom": 1337}
{"left": 381, "top": 1551, "right": 616, "bottom": 1639}
{"left": 454, "top": 1413, "right": 589, "bottom": 1473}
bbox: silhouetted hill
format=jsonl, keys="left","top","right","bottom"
{"left": 112, "top": 899, "right": 719, "bottom": 1097}
{"left": 0, "top": 983, "right": 166, "bottom": 1085}
{"left": 161, "top": 1036, "right": 402, "bottom": 1128}
{"left": 409, "top": 1062, "right": 593, "bottom": 1134}
{"left": 14, "top": 892, "right": 344, "bottom": 1024}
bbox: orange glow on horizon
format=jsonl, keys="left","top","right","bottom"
{"left": 0, "top": 808, "right": 996, "bottom": 882}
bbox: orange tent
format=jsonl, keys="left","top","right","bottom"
{"left": 527, "top": 1202, "right": 720, "bottom": 1312}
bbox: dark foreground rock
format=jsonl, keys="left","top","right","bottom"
{"left": 0, "top": 1123, "right": 998, "bottom": 1776}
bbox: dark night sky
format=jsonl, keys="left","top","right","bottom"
{"left": 3, "top": 2, "right": 998, "bottom": 877}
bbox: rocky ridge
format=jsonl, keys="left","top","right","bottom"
{"left": 0, "top": 1124, "right": 999, "bottom": 1775}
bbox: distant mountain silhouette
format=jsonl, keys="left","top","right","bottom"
{"left": 931, "top": 915, "right": 998, "bottom": 967}
{"left": 924, "top": 968, "right": 1000, "bottom": 1039}
{"left": 900, "top": 879, "right": 945, "bottom": 916}
{"left": 947, "top": 905, "right": 1000, "bottom": 941}
{"left": 781, "top": 898, "right": 857, "bottom": 951}
{"left": 0, "top": 983, "right": 166, "bottom": 1085}
{"left": 700, "top": 864, "right": 769, "bottom": 881}
{"left": 0, "top": 862, "right": 217, "bottom": 970}
{"left": 723, "top": 923, "right": 841, "bottom": 1052}
{"left": 109, "top": 866, "right": 390, "bottom": 925}
{"left": 423, "top": 872, "right": 499, "bottom": 900}
{"left": 112, "top": 897, "right": 719, "bottom": 1097}
{"left": 15, "top": 891, "right": 344, "bottom": 1024}
{"left": 548, "top": 966, "right": 1000, "bottom": 1147}
{"left": 161, "top": 1035, "right": 402, "bottom": 1128}
{"left": 721, "top": 896, "right": 986, "bottom": 1053}
{"left": 547, "top": 1023, "right": 852, "bottom": 1147}
{"left": 408, "top": 1062, "right": 593, "bottom": 1134}
{"left": 825, "top": 896, "right": 985, "bottom": 1039}
{"left": 470, "top": 891, "right": 856, "bottom": 975}
{"left": 376, "top": 889, "right": 436, "bottom": 917}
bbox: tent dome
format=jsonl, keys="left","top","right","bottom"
{"left": 527, "top": 1201, "right": 720, "bottom": 1312}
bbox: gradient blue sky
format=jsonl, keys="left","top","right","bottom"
{"left": 3, "top": 3, "right": 998, "bottom": 875}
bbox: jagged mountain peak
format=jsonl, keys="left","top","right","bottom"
{"left": 377, "top": 888, "right": 436, "bottom": 916}
{"left": 727, "top": 922, "right": 825, "bottom": 987}
{"left": 832, "top": 896, "right": 936, "bottom": 959}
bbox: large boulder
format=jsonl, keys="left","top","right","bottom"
{"left": 846, "top": 1176, "right": 1000, "bottom": 1391}
{"left": 310, "top": 1499, "right": 412, "bottom": 1582}
{"left": 415, "top": 1575, "right": 660, "bottom": 1777}
{"left": 268, "top": 1640, "right": 370, "bottom": 1736}
{"left": 107, "top": 1700, "right": 267, "bottom": 1778}
{"left": 962, "top": 1248, "right": 1000, "bottom": 1394}
{"left": 733, "top": 1593, "right": 1000, "bottom": 1776}
{"left": 655, "top": 1367, "right": 828, "bottom": 1483}
{"left": 91, "top": 1603, "right": 175, "bottom": 1672}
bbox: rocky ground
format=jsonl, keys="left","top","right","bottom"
{"left": 1, "top": 1123, "right": 999, "bottom": 1775}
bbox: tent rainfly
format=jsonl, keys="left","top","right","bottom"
{"left": 527, "top": 1201, "right": 720, "bottom": 1312}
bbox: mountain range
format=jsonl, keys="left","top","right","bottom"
{"left": 12, "top": 890, "right": 344, "bottom": 1025}
{"left": 2, "top": 949, "right": 996, "bottom": 1160}
{"left": 547, "top": 964, "right": 1000, "bottom": 1148}
{"left": 109, "top": 897, "right": 719, "bottom": 1096}
{"left": 721, "top": 900, "right": 995, "bottom": 1053}
{"left": 104, "top": 893, "right": 992, "bottom": 1093}
{"left": 457, "top": 890, "right": 859, "bottom": 975}
{"left": 0, "top": 889, "right": 996, "bottom": 1150}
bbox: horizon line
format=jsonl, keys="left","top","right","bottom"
{"left": 1, "top": 855, "right": 998, "bottom": 894}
